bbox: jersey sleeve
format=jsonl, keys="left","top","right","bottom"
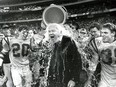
{"left": 2, "top": 37, "right": 10, "bottom": 52}
{"left": 0, "top": 37, "right": 10, "bottom": 66}
{"left": 84, "top": 38, "right": 100, "bottom": 72}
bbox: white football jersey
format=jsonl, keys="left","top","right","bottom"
{"left": 94, "top": 37, "right": 116, "bottom": 86}
{"left": 2, "top": 37, "right": 31, "bottom": 67}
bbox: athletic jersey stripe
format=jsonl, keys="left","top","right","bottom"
{"left": 90, "top": 38, "right": 98, "bottom": 54}
{"left": 3, "top": 37, "right": 10, "bottom": 51}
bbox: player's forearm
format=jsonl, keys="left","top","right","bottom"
{"left": 88, "top": 70, "right": 94, "bottom": 80}
{"left": 0, "top": 49, "right": 8, "bottom": 66}
{"left": 87, "top": 61, "right": 97, "bottom": 84}
{"left": 0, "top": 52, "right": 4, "bottom": 66}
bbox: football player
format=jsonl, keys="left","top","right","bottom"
{"left": 0, "top": 25, "right": 32, "bottom": 87}
{"left": 27, "top": 29, "right": 35, "bottom": 40}
{"left": 89, "top": 22, "right": 101, "bottom": 39}
{"left": 1, "top": 25, "right": 14, "bottom": 87}
{"left": 84, "top": 23, "right": 116, "bottom": 87}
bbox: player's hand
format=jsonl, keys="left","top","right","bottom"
{"left": 0, "top": 76, "right": 7, "bottom": 86}
{"left": 84, "top": 80, "right": 92, "bottom": 87}
{"left": 67, "top": 80, "right": 75, "bottom": 87}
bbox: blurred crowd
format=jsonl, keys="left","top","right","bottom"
{"left": 1, "top": 13, "right": 115, "bottom": 32}
{"left": 68, "top": 3, "right": 109, "bottom": 15}
{"left": 0, "top": 5, "right": 42, "bottom": 13}
{"left": 2, "top": 13, "right": 42, "bottom": 21}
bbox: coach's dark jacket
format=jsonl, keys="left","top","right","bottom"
{"left": 48, "top": 36, "right": 82, "bottom": 87}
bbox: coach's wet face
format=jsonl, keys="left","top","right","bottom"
{"left": 48, "top": 25, "right": 60, "bottom": 40}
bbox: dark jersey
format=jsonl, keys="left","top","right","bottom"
{"left": 2, "top": 37, "right": 11, "bottom": 64}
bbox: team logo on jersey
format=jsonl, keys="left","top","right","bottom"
{"left": 101, "top": 49, "right": 112, "bottom": 65}
{"left": 100, "top": 45, "right": 116, "bottom": 65}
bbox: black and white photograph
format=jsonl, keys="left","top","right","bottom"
{"left": 0, "top": 0, "right": 116, "bottom": 87}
